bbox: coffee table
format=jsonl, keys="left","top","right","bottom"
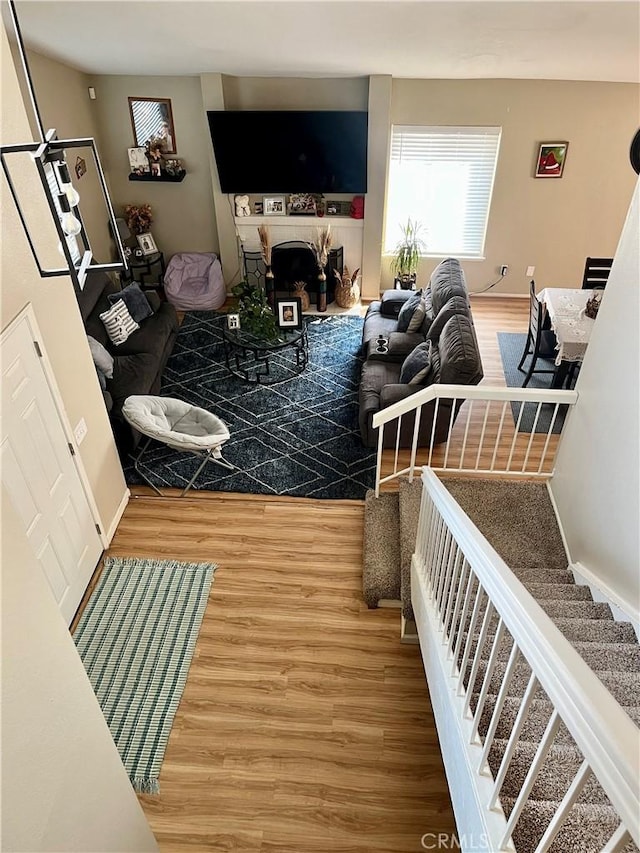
{"left": 222, "top": 324, "right": 308, "bottom": 383}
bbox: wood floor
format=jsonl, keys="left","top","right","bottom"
{"left": 97, "top": 296, "right": 530, "bottom": 851}
{"left": 107, "top": 494, "right": 456, "bottom": 852}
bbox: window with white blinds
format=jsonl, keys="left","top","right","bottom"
{"left": 44, "top": 163, "right": 81, "bottom": 266}
{"left": 384, "top": 126, "right": 501, "bottom": 258}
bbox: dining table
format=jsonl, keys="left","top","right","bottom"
{"left": 537, "top": 288, "right": 598, "bottom": 388}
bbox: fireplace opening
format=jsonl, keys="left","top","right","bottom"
{"left": 243, "top": 241, "right": 343, "bottom": 306}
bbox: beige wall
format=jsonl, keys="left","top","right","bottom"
{"left": 1, "top": 25, "right": 127, "bottom": 533}
{"left": 1, "top": 499, "right": 158, "bottom": 852}
{"left": 27, "top": 48, "right": 112, "bottom": 264}
{"left": 386, "top": 78, "right": 639, "bottom": 295}
{"left": 222, "top": 74, "right": 368, "bottom": 110}
{"left": 550, "top": 180, "right": 639, "bottom": 616}
{"left": 90, "top": 74, "right": 218, "bottom": 260}
{"left": 2, "top": 25, "right": 155, "bottom": 852}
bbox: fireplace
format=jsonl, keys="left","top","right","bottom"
{"left": 243, "top": 241, "right": 343, "bottom": 306}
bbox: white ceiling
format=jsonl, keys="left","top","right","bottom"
{"left": 13, "top": 0, "right": 640, "bottom": 83}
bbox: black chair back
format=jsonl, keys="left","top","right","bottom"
{"left": 528, "top": 280, "right": 543, "bottom": 344}
{"left": 582, "top": 257, "right": 613, "bottom": 289}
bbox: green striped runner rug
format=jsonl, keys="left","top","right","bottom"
{"left": 73, "top": 556, "right": 216, "bottom": 794}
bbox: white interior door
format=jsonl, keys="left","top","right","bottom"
{"left": 1, "top": 314, "right": 103, "bottom": 624}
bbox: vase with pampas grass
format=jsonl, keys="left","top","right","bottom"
{"left": 309, "top": 225, "right": 332, "bottom": 312}
{"left": 257, "top": 224, "right": 274, "bottom": 306}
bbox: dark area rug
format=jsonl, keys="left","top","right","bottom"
{"left": 124, "top": 312, "right": 375, "bottom": 499}
{"left": 497, "top": 332, "right": 575, "bottom": 434}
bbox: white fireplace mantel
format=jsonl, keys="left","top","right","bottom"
{"left": 234, "top": 215, "right": 364, "bottom": 273}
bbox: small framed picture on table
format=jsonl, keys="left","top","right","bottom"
{"left": 275, "top": 297, "right": 302, "bottom": 330}
{"left": 137, "top": 233, "right": 158, "bottom": 255}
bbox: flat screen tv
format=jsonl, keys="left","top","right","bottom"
{"left": 207, "top": 110, "right": 368, "bottom": 194}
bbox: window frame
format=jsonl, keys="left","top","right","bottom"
{"left": 383, "top": 124, "right": 502, "bottom": 261}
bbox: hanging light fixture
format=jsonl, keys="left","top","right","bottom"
{"left": 56, "top": 161, "right": 81, "bottom": 208}
{"left": 0, "top": 0, "right": 128, "bottom": 292}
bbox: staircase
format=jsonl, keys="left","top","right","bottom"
{"left": 363, "top": 477, "right": 640, "bottom": 852}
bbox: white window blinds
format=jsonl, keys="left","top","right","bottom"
{"left": 384, "top": 126, "right": 501, "bottom": 258}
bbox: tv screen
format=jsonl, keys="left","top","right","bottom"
{"left": 207, "top": 110, "right": 368, "bottom": 194}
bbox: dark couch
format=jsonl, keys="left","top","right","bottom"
{"left": 359, "top": 258, "right": 483, "bottom": 448}
{"left": 78, "top": 270, "right": 179, "bottom": 451}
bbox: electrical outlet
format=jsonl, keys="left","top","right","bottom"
{"left": 74, "top": 417, "right": 88, "bottom": 446}
{"left": 526, "top": 265, "right": 536, "bottom": 277}
{"left": 500, "top": 265, "right": 509, "bottom": 277}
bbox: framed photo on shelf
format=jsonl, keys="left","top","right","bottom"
{"left": 275, "top": 297, "right": 302, "bottom": 330}
{"left": 137, "top": 233, "right": 158, "bottom": 255}
{"left": 534, "top": 142, "right": 568, "bottom": 178}
{"left": 263, "top": 196, "right": 286, "bottom": 216}
{"left": 128, "top": 146, "right": 150, "bottom": 175}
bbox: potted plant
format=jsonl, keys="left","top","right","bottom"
{"left": 390, "top": 218, "right": 427, "bottom": 290}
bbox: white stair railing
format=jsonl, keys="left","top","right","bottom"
{"left": 372, "top": 384, "right": 578, "bottom": 495}
{"left": 413, "top": 468, "right": 639, "bottom": 853}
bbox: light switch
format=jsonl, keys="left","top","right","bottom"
{"left": 74, "top": 418, "right": 88, "bottom": 445}
{"left": 526, "top": 266, "right": 536, "bottom": 277}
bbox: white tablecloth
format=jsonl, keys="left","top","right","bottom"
{"left": 537, "top": 288, "right": 597, "bottom": 365}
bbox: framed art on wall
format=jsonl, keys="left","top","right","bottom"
{"left": 534, "top": 142, "right": 568, "bottom": 178}
{"left": 275, "top": 297, "right": 302, "bottom": 329}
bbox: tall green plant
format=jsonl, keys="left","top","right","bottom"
{"left": 390, "top": 219, "right": 427, "bottom": 278}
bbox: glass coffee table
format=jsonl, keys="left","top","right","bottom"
{"left": 222, "top": 324, "right": 308, "bottom": 384}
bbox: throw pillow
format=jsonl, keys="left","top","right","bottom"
{"left": 87, "top": 335, "right": 114, "bottom": 378}
{"left": 107, "top": 281, "right": 153, "bottom": 323}
{"left": 399, "top": 341, "right": 434, "bottom": 386}
{"left": 100, "top": 299, "right": 139, "bottom": 346}
{"left": 396, "top": 290, "right": 424, "bottom": 333}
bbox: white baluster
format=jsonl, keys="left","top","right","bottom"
{"left": 470, "top": 619, "right": 506, "bottom": 743}
{"left": 462, "top": 601, "right": 496, "bottom": 719}
{"left": 479, "top": 643, "right": 521, "bottom": 773}
{"left": 534, "top": 760, "right": 592, "bottom": 853}
{"left": 457, "top": 584, "right": 486, "bottom": 696}
{"left": 375, "top": 423, "right": 384, "bottom": 497}
{"left": 443, "top": 398, "right": 458, "bottom": 469}
{"left": 408, "top": 405, "right": 422, "bottom": 482}
{"left": 498, "top": 711, "right": 562, "bottom": 849}
{"left": 475, "top": 400, "right": 491, "bottom": 471}
{"left": 459, "top": 400, "right": 474, "bottom": 469}
{"left": 436, "top": 529, "right": 457, "bottom": 611}
{"left": 451, "top": 569, "right": 476, "bottom": 675}
{"left": 537, "top": 403, "right": 560, "bottom": 475}
{"left": 428, "top": 398, "right": 440, "bottom": 468}
{"left": 522, "top": 402, "right": 542, "bottom": 472}
{"left": 506, "top": 401, "right": 526, "bottom": 471}
{"left": 489, "top": 672, "right": 539, "bottom": 809}
{"left": 443, "top": 549, "right": 464, "bottom": 636}
{"left": 393, "top": 415, "right": 402, "bottom": 474}
{"left": 601, "top": 825, "right": 633, "bottom": 853}
{"left": 491, "top": 401, "right": 509, "bottom": 471}
{"left": 446, "top": 559, "right": 470, "bottom": 659}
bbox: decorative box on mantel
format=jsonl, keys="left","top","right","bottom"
{"left": 234, "top": 215, "right": 364, "bottom": 278}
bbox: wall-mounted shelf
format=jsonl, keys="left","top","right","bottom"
{"left": 128, "top": 171, "right": 186, "bottom": 183}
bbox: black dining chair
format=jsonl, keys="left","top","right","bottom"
{"left": 581, "top": 257, "right": 613, "bottom": 290}
{"left": 517, "top": 281, "right": 558, "bottom": 387}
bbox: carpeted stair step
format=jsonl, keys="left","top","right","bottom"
{"left": 475, "top": 695, "right": 640, "bottom": 746}
{"left": 362, "top": 490, "right": 400, "bottom": 608}
{"left": 524, "top": 582, "right": 594, "bottom": 601}
{"left": 500, "top": 797, "right": 640, "bottom": 853}
{"left": 489, "top": 738, "right": 609, "bottom": 805}
{"left": 398, "top": 478, "right": 422, "bottom": 621}
{"left": 475, "top": 661, "right": 640, "bottom": 706}
{"left": 510, "top": 567, "right": 576, "bottom": 585}
{"left": 536, "top": 599, "right": 614, "bottom": 620}
{"left": 550, "top": 617, "right": 637, "bottom": 645}
{"left": 441, "top": 479, "right": 569, "bottom": 571}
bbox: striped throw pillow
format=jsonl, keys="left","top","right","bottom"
{"left": 100, "top": 298, "right": 139, "bottom": 346}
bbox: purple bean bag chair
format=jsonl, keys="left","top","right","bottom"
{"left": 163, "top": 252, "right": 226, "bottom": 311}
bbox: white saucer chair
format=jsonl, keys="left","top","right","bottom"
{"left": 122, "top": 395, "right": 235, "bottom": 496}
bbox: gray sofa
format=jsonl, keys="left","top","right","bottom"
{"left": 78, "top": 270, "right": 179, "bottom": 452}
{"left": 359, "top": 258, "right": 483, "bottom": 448}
